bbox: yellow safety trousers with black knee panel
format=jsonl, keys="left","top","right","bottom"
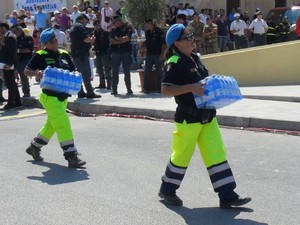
{"left": 160, "top": 54, "right": 236, "bottom": 197}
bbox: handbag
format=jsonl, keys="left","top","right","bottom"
{"left": 104, "top": 9, "right": 111, "bottom": 23}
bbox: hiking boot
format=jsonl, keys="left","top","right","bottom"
{"left": 0, "top": 96, "right": 7, "bottom": 102}
{"left": 15, "top": 102, "right": 23, "bottom": 109}
{"left": 77, "top": 91, "right": 87, "bottom": 98}
{"left": 97, "top": 84, "right": 106, "bottom": 89}
{"left": 67, "top": 155, "right": 86, "bottom": 168}
{"left": 0, "top": 104, "right": 16, "bottom": 111}
{"left": 23, "top": 93, "right": 31, "bottom": 98}
{"left": 26, "top": 144, "right": 44, "bottom": 161}
{"left": 111, "top": 90, "right": 118, "bottom": 95}
{"left": 158, "top": 192, "right": 183, "bottom": 206}
{"left": 219, "top": 195, "right": 252, "bottom": 208}
{"left": 87, "top": 93, "right": 102, "bottom": 99}
{"left": 126, "top": 89, "right": 133, "bottom": 95}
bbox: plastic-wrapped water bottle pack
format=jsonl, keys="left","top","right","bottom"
{"left": 40, "top": 66, "right": 82, "bottom": 95}
{"left": 194, "top": 75, "right": 243, "bottom": 109}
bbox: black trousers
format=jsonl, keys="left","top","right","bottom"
{"left": 3, "top": 69, "right": 21, "bottom": 106}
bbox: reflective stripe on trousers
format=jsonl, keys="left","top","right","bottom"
{"left": 160, "top": 118, "right": 236, "bottom": 195}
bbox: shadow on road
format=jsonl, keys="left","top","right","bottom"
{"left": 163, "top": 204, "right": 268, "bottom": 225}
{"left": 27, "top": 161, "right": 89, "bottom": 185}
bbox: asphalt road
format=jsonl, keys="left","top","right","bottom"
{"left": 0, "top": 112, "right": 299, "bottom": 225}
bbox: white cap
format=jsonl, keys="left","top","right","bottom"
{"left": 234, "top": 13, "right": 240, "bottom": 18}
{"left": 54, "top": 10, "right": 60, "bottom": 14}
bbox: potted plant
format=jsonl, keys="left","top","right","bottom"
{"left": 126, "top": 0, "right": 166, "bottom": 92}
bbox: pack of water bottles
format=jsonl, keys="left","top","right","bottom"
{"left": 194, "top": 75, "right": 243, "bottom": 109}
{"left": 40, "top": 66, "right": 82, "bottom": 95}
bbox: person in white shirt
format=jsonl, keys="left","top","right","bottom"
{"left": 101, "top": 1, "right": 113, "bottom": 31}
{"left": 184, "top": 3, "right": 194, "bottom": 23}
{"left": 85, "top": 8, "right": 97, "bottom": 34}
{"left": 71, "top": 5, "right": 81, "bottom": 25}
{"left": 50, "top": 10, "right": 60, "bottom": 28}
{"left": 53, "top": 24, "right": 67, "bottom": 49}
{"left": 177, "top": 3, "right": 188, "bottom": 16}
{"left": 230, "top": 13, "right": 248, "bottom": 49}
{"left": 24, "top": 12, "right": 35, "bottom": 35}
{"left": 248, "top": 11, "right": 268, "bottom": 46}
{"left": 199, "top": 8, "right": 208, "bottom": 25}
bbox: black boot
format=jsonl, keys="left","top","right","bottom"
{"left": 158, "top": 192, "right": 183, "bottom": 206}
{"left": 26, "top": 144, "right": 44, "bottom": 161}
{"left": 67, "top": 155, "right": 86, "bottom": 168}
{"left": 219, "top": 194, "right": 252, "bottom": 208}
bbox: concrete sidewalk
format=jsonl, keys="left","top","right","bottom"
{"left": 3, "top": 71, "right": 300, "bottom": 131}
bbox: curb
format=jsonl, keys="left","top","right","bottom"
{"left": 21, "top": 97, "right": 300, "bottom": 132}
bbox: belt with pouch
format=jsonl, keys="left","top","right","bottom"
{"left": 177, "top": 104, "right": 216, "bottom": 124}
{"left": 42, "top": 89, "right": 71, "bottom": 102}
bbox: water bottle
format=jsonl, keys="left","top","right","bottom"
{"left": 40, "top": 67, "right": 48, "bottom": 88}
{"left": 204, "top": 76, "right": 215, "bottom": 109}
{"left": 74, "top": 73, "right": 82, "bottom": 94}
{"left": 68, "top": 72, "right": 76, "bottom": 95}
{"left": 61, "top": 70, "right": 69, "bottom": 94}
{"left": 54, "top": 69, "right": 63, "bottom": 92}
{"left": 194, "top": 93, "right": 205, "bottom": 109}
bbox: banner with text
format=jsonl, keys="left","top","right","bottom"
{"left": 14, "top": 0, "right": 67, "bottom": 13}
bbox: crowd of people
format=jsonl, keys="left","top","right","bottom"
{"left": 1, "top": 1, "right": 300, "bottom": 108}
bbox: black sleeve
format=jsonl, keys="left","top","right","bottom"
{"left": 5, "top": 37, "right": 17, "bottom": 66}
{"left": 75, "top": 24, "right": 89, "bottom": 40}
{"left": 26, "top": 36, "right": 34, "bottom": 51}
{"left": 109, "top": 28, "right": 115, "bottom": 39}
{"left": 162, "top": 62, "right": 181, "bottom": 85}
{"left": 26, "top": 54, "right": 43, "bottom": 71}
{"left": 65, "top": 54, "right": 76, "bottom": 72}
{"left": 125, "top": 25, "right": 133, "bottom": 38}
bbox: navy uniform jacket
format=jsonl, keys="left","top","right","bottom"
{"left": 110, "top": 23, "right": 133, "bottom": 53}
{"left": 145, "top": 26, "right": 165, "bottom": 55}
{"left": 17, "top": 33, "right": 34, "bottom": 61}
{"left": 163, "top": 50, "right": 216, "bottom": 123}
{"left": 26, "top": 48, "right": 75, "bottom": 72}
{"left": 0, "top": 31, "right": 18, "bottom": 68}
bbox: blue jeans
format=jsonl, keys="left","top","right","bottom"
{"left": 18, "top": 59, "right": 31, "bottom": 95}
{"left": 72, "top": 56, "right": 94, "bottom": 95}
{"left": 218, "top": 36, "right": 227, "bottom": 51}
{"left": 111, "top": 52, "right": 131, "bottom": 92}
{"left": 0, "top": 75, "right": 3, "bottom": 97}
{"left": 144, "top": 54, "right": 162, "bottom": 92}
{"left": 95, "top": 54, "right": 111, "bottom": 87}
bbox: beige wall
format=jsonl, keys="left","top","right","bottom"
{"left": 202, "top": 41, "right": 300, "bottom": 86}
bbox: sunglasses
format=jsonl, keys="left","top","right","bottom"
{"left": 179, "top": 32, "right": 194, "bottom": 41}
{"left": 48, "top": 37, "right": 58, "bottom": 44}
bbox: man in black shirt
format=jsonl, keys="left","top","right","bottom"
{"left": 69, "top": 14, "right": 101, "bottom": 99}
{"left": 142, "top": 19, "right": 165, "bottom": 93}
{"left": 12, "top": 26, "right": 33, "bottom": 97}
{"left": 0, "top": 22, "right": 21, "bottom": 110}
{"left": 109, "top": 16, "right": 133, "bottom": 95}
{"left": 92, "top": 20, "right": 112, "bottom": 90}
